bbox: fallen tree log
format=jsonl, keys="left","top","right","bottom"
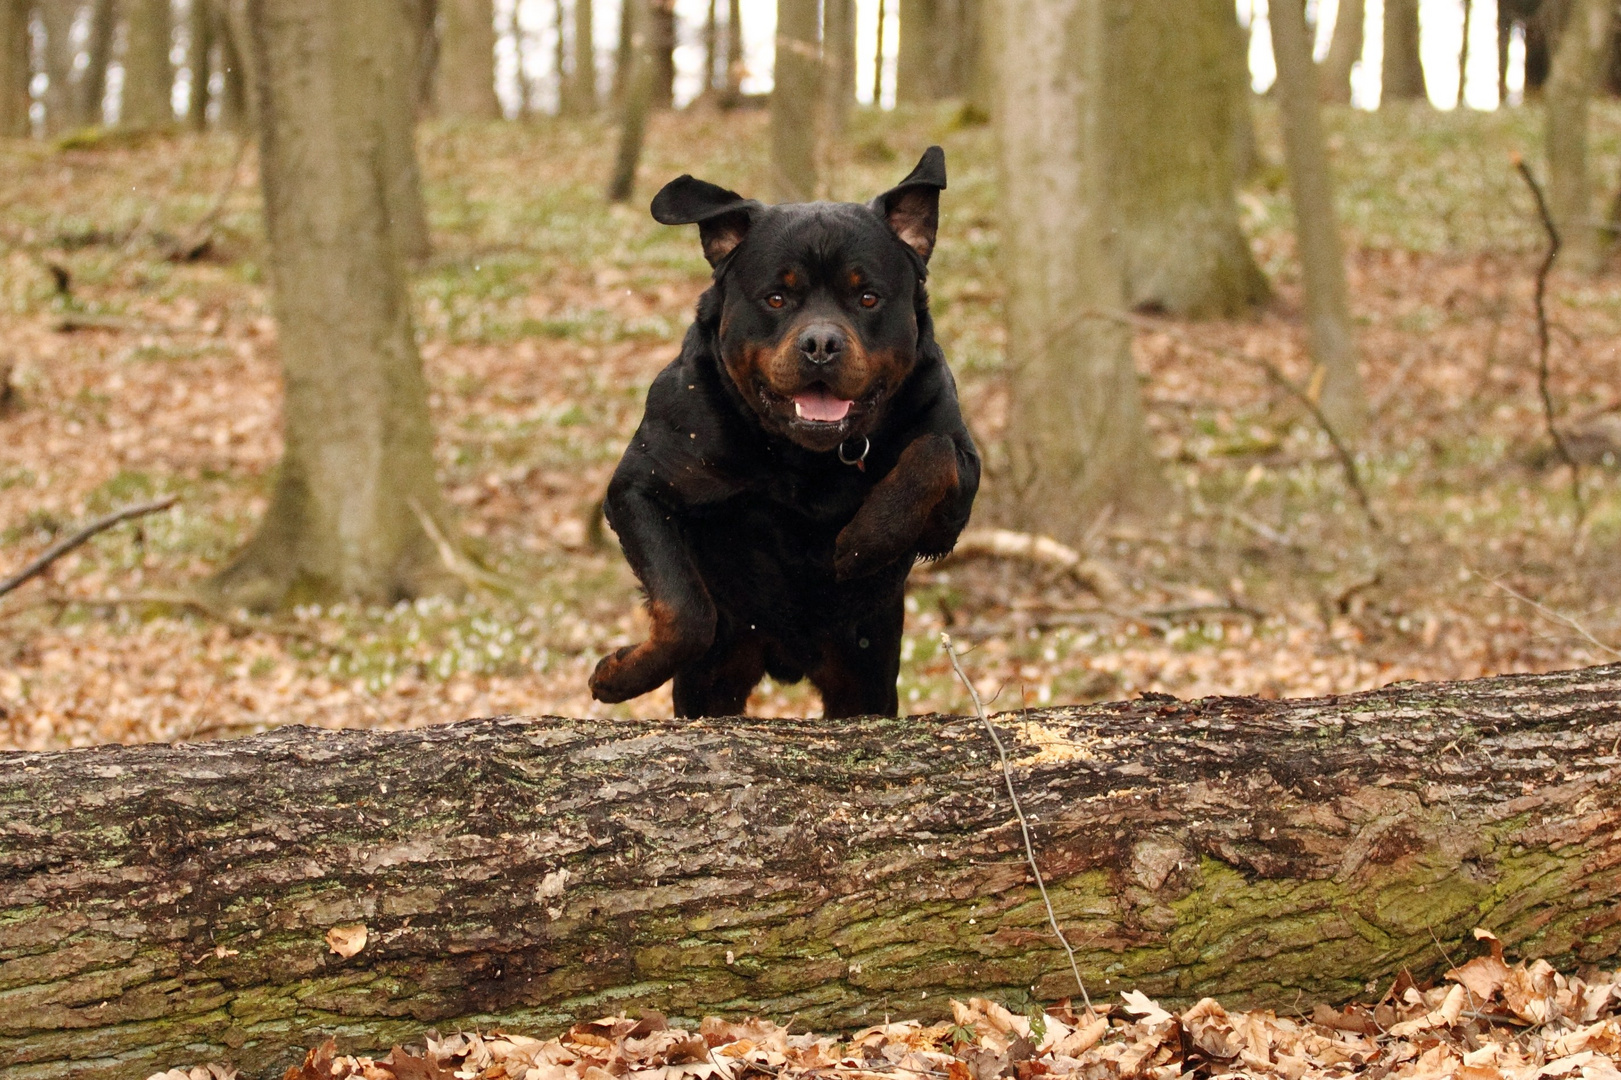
{"left": 3, "top": 665, "right": 1621, "bottom": 1079}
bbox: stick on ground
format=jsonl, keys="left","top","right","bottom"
{"left": 0, "top": 495, "right": 178, "bottom": 600}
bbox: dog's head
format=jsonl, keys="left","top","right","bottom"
{"left": 651, "top": 148, "right": 946, "bottom": 453}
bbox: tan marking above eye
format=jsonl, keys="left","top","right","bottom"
{"left": 782, "top": 270, "right": 800, "bottom": 288}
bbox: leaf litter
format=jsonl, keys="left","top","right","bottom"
{"left": 146, "top": 933, "right": 1621, "bottom": 1080}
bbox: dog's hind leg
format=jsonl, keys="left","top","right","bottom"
{"left": 672, "top": 631, "right": 768, "bottom": 718}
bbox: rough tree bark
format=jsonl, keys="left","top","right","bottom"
{"left": 1268, "top": 0, "right": 1367, "bottom": 440}
{"left": 4, "top": 665, "right": 1621, "bottom": 1079}
{"left": 209, "top": 0, "right": 449, "bottom": 611}
{"left": 435, "top": 0, "right": 501, "bottom": 120}
{"left": 122, "top": 0, "right": 175, "bottom": 129}
{"left": 1103, "top": 0, "right": 1268, "bottom": 318}
{"left": 1381, "top": 0, "right": 1427, "bottom": 104}
{"left": 895, "top": 0, "right": 935, "bottom": 102}
{"left": 1545, "top": 0, "right": 1614, "bottom": 274}
{"left": 0, "top": 0, "right": 26, "bottom": 137}
{"left": 771, "top": 0, "right": 819, "bottom": 202}
{"left": 1318, "top": 0, "right": 1364, "bottom": 105}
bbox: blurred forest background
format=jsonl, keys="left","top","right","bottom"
{"left": 2, "top": 0, "right": 1621, "bottom": 750}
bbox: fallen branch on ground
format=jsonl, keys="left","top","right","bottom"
{"left": 0, "top": 495, "right": 177, "bottom": 600}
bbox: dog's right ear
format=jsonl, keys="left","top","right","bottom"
{"left": 651, "top": 176, "right": 763, "bottom": 267}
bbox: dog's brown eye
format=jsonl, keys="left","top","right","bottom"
{"left": 859, "top": 291, "right": 880, "bottom": 308}
{"left": 765, "top": 293, "right": 786, "bottom": 309}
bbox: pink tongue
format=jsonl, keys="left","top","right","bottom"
{"left": 793, "top": 387, "right": 852, "bottom": 422}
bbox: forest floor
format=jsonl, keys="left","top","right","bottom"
{"left": 3, "top": 101, "right": 1621, "bottom": 749}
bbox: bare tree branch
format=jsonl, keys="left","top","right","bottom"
{"left": 0, "top": 495, "right": 178, "bottom": 600}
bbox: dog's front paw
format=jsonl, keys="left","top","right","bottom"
{"left": 589, "top": 642, "right": 671, "bottom": 703}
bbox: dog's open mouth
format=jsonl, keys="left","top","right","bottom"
{"left": 792, "top": 384, "right": 853, "bottom": 423}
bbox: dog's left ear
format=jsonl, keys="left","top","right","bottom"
{"left": 871, "top": 146, "right": 947, "bottom": 264}
{"left": 651, "top": 176, "right": 763, "bottom": 267}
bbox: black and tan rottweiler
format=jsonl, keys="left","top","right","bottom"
{"left": 589, "top": 147, "right": 979, "bottom": 719}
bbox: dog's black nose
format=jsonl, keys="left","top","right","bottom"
{"left": 796, "top": 324, "right": 846, "bottom": 365}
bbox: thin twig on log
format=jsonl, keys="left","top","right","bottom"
{"left": 941, "top": 631, "right": 1094, "bottom": 1013}
{"left": 1513, "top": 155, "right": 1586, "bottom": 525}
{"left": 1087, "top": 309, "right": 1382, "bottom": 533}
{"left": 0, "top": 495, "right": 177, "bottom": 600}
{"left": 1474, "top": 569, "right": 1620, "bottom": 659}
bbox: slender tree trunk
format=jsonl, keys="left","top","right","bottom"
{"left": 647, "top": 0, "right": 675, "bottom": 108}
{"left": 1227, "top": 8, "right": 1261, "bottom": 182}
{"left": 1104, "top": 0, "right": 1268, "bottom": 318}
{"left": 554, "top": 0, "right": 570, "bottom": 114}
{"left": 1269, "top": 0, "right": 1366, "bottom": 440}
{"left": 771, "top": 0, "right": 819, "bottom": 201}
{"left": 822, "top": 0, "right": 854, "bottom": 138}
{"left": 572, "top": 0, "right": 595, "bottom": 111}
{"left": 186, "top": 0, "right": 214, "bottom": 129}
{"left": 1000, "top": 0, "right": 1160, "bottom": 540}
{"left": 724, "top": 0, "right": 742, "bottom": 100}
{"left": 702, "top": 0, "right": 717, "bottom": 93}
{"left": 209, "top": 0, "right": 449, "bottom": 612}
{"left": 946, "top": 0, "right": 980, "bottom": 98}
{"left": 215, "top": 0, "right": 252, "bottom": 130}
{"left": 872, "top": 0, "right": 887, "bottom": 103}
{"left": 122, "top": 0, "right": 174, "bottom": 128}
{"left": 1318, "top": 0, "right": 1364, "bottom": 104}
{"left": 1546, "top": 0, "right": 1613, "bottom": 274}
{"left": 0, "top": 0, "right": 25, "bottom": 136}
{"left": 435, "top": 0, "right": 501, "bottom": 119}
{"left": 7, "top": 665, "right": 1619, "bottom": 1079}
{"left": 1457, "top": 0, "right": 1472, "bottom": 107}
{"left": 39, "top": 0, "right": 74, "bottom": 136}
{"left": 612, "top": 0, "right": 633, "bottom": 102}
{"left": 895, "top": 0, "right": 935, "bottom": 102}
{"left": 403, "top": 0, "right": 438, "bottom": 116}
{"left": 75, "top": 0, "right": 113, "bottom": 126}
{"left": 1380, "top": 0, "right": 1427, "bottom": 103}
{"left": 607, "top": 0, "right": 653, "bottom": 201}
{"left": 966, "top": 0, "right": 998, "bottom": 119}
{"left": 384, "top": 7, "right": 432, "bottom": 262}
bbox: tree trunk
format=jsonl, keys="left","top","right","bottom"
{"left": 1000, "top": 0, "right": 1159, "bottom": 541}
{"left": 1457, "top": 0, "right": 1472, "bottom": 107}
{"left": 612, "top": 0, "right": 633, "bottom": 102}
{"left": 647, "top": 0, "right": 675, "bottom": 110}
{"left": 1318, "top": 0, "right": 1364, "bottom": 105}
{"left": 1226, "top": 10, "right": 1261, "bottom": 183}
{"left": 554, "top": 0, "right": 570, "bottom": 115}
{"left": 770, "top": 0, "right": 819, "bottom": 202}
{"left": 5, "top": 665, "right": 1621, "bottom": 1079}
{"left": 1268, "top": 0, "right": 1367, "bottom": 441}
{"left": 895, "top": 0, "right": 935, "bottom": 102}
{"left": 216, "top": 0, "right": 251, "bottom": 129}
{"left": 822, "top": 0, "right": 854, "bottom": 138}
{"left": 384, "top": 8, "right": 433, "bottom": 262}
{"left": 724, "top": 0, "right": 742, "bottom": 101}
{"left": 965, "top": 0, "right": 998, "bottom": 120}
{"left": 1545, "top": 0, "right": 1614, "bottom": 274}
{"left": 122, "top": 0, "right": 174, "bottom": 129}
{"left": 607, "top": 0, "right": 653, "bottom": 201}
{"left": 1380, "top": 0, "right": 1427, "bottom": 103}
{"left": 872, "top": 0, "right": 887, "bottom": 104}
{"left": 39, "top": 0, "right": 75, "bottom": 136}
{"left": 208, "top": 0, "right": 448, "bottom": 612}
{"left": 75, "top": 0, "right": 113, "bottom": 126}
{"left": 435, "top": 0, "right": 500, "bottom": 120}
{"left": 187, "top": 0, "right": 214, "bottom": 129}
{"left": 1104, "top": 0, "right": 1268, "bottom": 319}
{"left": 573, "top": 0, "right": 595, "bottom": 110}
{"left": 702, "top": 0, "right": 717, "bottom": 94}
{"left": 0, "top": 0, "right": 27, "bottom": 137}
